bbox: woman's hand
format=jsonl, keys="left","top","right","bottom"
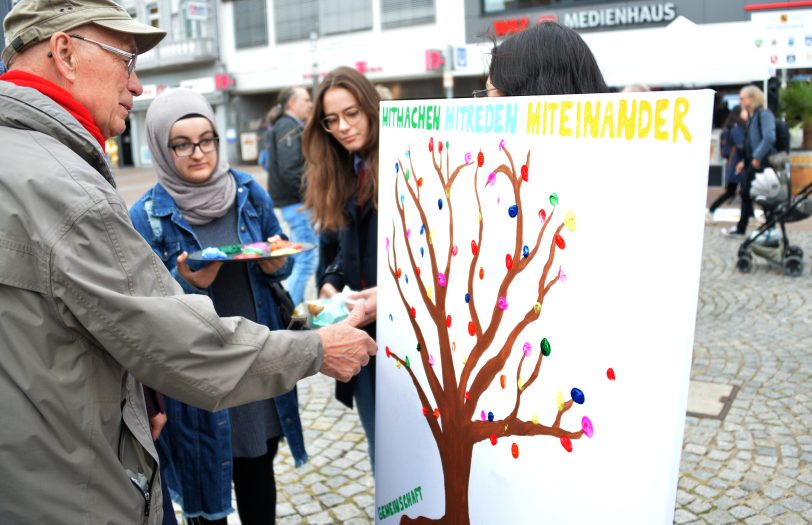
{"left": 346, "top": 286, "right": 377, "bottom": 328}
{"left": 736, "top": 160, "right": 745, "bottom": 174}
{"left": 320, "top": 282, "right": 339, "bottom": 299}
{"left": 176, "top": 251, "right": 223, "bottom": 289}
{"left": 258, "top": 235, "right": 287, "bottom": 274}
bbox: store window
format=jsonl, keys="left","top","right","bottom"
{"left": 381, "top": 0, "right": 435, "bottom": 29}
{"left": 274, "top": 0, "right": 318, "bottom": 43}
{"left": 182, "top": 1, "right": 209, "bottom": 40}
{"left": 320, "top": 0, "right": 371, "bottom": 35}
{"left": 274, "top": 0, "right": 371, "bottom": 43}
{"left": 483, "top": 0, "right": 612, "bottom": 14}
{"left": 147, "top": 2, "right": 160, "bottom": 28}
{"left": 234, "top": 0, "right": 268, "bottom": 48}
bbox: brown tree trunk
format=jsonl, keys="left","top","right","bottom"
{"left": 400, "top": 435, "right": 474, "bottom": 525}
{"left": 802, "top": 121, "right": 812, "bottom": 150}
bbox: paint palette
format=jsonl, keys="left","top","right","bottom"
{"left": 187, "top": 240, "right": 315, "bottom": 263}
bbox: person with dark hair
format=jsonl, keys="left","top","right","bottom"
{"left": 0, "top": 1, "right": 375, "bottom": 522}
{"left": 303, "top": 66, "right": 381, "bottom": 466}
{"left": 266, "top": 85, "right": 317, "bottom": 306}
{"left": 708, "top": 105, "right": 748, "bottom": 222}
{"left": 723, "top": 85, "right": 776, "bottom": 236}
{"left": 478, "top": 21, "right": 608, "bottom": 98}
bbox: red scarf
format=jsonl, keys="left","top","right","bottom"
{"left": 1, "top": 70, "right": 106, "bottom": 151}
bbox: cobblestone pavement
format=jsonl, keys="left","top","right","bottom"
{"left": 225, "top": 227, "right": 812, "bottom": 525}
{"left": 112, "top": 169, "right": 810, "bottom": 524}
{"left": 675, "top": 227, "right": 812, "bottom": 525}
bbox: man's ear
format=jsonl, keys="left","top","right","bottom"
{"left": 49, "top": 32, "right": 78, "bottom": 82}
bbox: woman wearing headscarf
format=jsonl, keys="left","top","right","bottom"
{"left": 130, "top": 88, "right": 306, "bottom": 525}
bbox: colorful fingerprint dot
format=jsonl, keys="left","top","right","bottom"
{"left": 571, "top": 388, "right": 585, "bottom": 405}
{"left": 564, "top": 210, "right": 576, "bottom": 232}
{"left": 581, "top": 416, "right": 594, "bottom": 438}
{"left": 541, "top": 338, "right": 551, "bottom": 357}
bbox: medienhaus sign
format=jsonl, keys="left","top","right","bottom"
{"left": 564, "top": 2, "right": 676, "bottom": 29}
{"left": 487, "top": 1, "right": 678, "bottom": 38}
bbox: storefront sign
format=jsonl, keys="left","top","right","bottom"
{"left": 563, "top": 2, "right": 676, "bottom": 29}
{"left": 752, "top": 9, "right": 812, "bottom": 69}
{"left": 492, "top": 2, "right": 676, "bottom": 36}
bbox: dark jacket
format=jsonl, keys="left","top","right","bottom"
{"left": 266, "top": 113, "right": 305, "bottom": 207}
{"left": 723, "top": 122, "right": 746, "bottom": 185}
{"left": 745, "top": 107, "right": 776, "bottom": 165}
{"left": 319, "top": 194, "right": 377, "bottom": 407}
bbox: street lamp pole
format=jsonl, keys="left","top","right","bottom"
{"left": 310, "top": 32, "right": 319, "bottom": 97}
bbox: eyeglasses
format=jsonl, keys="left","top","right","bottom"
{"left": 169, "top": 137, "right": 219, "bottom": 157}
{"left": 472, "top": 87, "right": 500, "bottom": 98}
{"left": 70, "top": 34, "right": 137, "bottom": 76}
{"left": 320, "top": 106, "right": 364, "bottom": 132}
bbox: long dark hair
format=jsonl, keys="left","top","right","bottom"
{"left": 489, "top": 22, "right": 608, "bottom": 96}
{"left": 303, "top": 66, "right": 380, "bottom": 231}
{"left": 722, "top": 104, "right": 745, "bottom": 129}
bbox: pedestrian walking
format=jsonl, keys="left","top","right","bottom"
{"left": 0, "top": 1, "right": 375, "bottom": 522}
{"left": 266, "top": 86, "right": 318, "bottom": 306}
{"left": 708, "top": 105, "right": 748, "bottom": 222}
{"left": 723, "top": 85, "right": 776, "bottom": 236}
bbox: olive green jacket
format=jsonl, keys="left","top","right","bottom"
{"left": 0, "top": 80, "right": 322, "bottom": 524}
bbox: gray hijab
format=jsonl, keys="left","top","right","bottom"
{"left": 146, "top": 88, "right": 235, "bottom": 225}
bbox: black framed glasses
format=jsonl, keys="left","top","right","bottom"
{"left": 320, "top": 106, "right": 364, "bottom": 132}
{"left": 70, "top": 34, "right": 137, "bottom": 76}
{"left": 472, "top": 87, "right": 500, "bottom": 98}
{"left": 169, "top": 138, "right": 219, "bottom": 157}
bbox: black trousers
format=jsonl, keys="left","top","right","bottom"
{"left": 233, "top": 437, "right": 280, "bottom": 525}
{"left": 709, "top": 182, "right": 739, "bottom": 213}
{"left": 735, "top": 168, "right": 756, "bottom": 234}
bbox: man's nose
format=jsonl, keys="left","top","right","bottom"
{"left": 129, "top": 70, "right": 144, "bottom": 97}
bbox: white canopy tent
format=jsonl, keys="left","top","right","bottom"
{"left": 582, "top": 16, "right": 770, "bottom": 88}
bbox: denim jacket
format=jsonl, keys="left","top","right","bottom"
{"left": 130, "top": 170, "right": 308, "bottom": 515}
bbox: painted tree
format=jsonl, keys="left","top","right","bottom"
{"left": 383, "top": 137, "right": 592, "bottom": 525}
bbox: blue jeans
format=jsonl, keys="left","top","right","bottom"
{"left": 280, "top": 204, "right": 318, "bottom": 306}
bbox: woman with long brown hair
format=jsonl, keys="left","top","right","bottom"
{"left": 303, "top": 66, "right": 380, "bottom": 466}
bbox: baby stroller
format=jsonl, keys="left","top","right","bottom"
{"left": 736, "top": 166, "right": 812, "bottom": 276}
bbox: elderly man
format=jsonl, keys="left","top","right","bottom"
{"left": 0, "top": 1, "right": 376, "bottom": 523}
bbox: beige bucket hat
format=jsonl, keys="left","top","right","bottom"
{"left": 3, "top": 0, "right": 166, "bottom": 65}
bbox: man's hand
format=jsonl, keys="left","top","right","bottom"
{"left": 176, "top": 251, "right": 223, "bottom": 289}
{"left": 149, "top": 412, "right": 167, "bottom": 441}
{"left": 346, "top": 287, "right": 377, "bottom": 328}
{"left": 317, "top": 299, "right": 377, "bottom": 382}
{"left": 752, "top": 158, "right": 762, "bottom": 170}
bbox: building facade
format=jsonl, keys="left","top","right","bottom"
{"left": 121, "top": 0, "right": 227, "bottom": 167}
{"left": 112, "top": 0, "right": 807, "bottom": 166}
